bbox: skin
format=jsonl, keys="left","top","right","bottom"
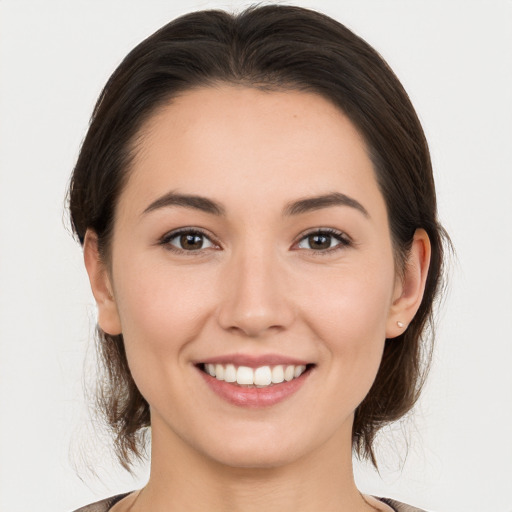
{"left": 84, "top": 86, "right": 430, "bottom": 512}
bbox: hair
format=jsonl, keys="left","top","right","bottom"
{"left": 68, "top": 4, "right": 448, "bottom": 470}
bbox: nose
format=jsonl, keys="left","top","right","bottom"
{"left": 216, "top": 245, "right": 295, "bottom": 338}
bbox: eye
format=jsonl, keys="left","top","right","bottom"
{"left": 295, "top": 229, "right": 351, "bottom": 252}
{"left": 161, "top": 229, "right": 217, "bottom": 252}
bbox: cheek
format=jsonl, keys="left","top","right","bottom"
{"left": 298, "top": 262, "right": 394, "bottom": 384}
{"left": 115, "top": 250, "right": 213, "bottom": 328}
{"left": 302, "top": 260, "right": 394, "bottom": 333}
{"left": 112, "top": 258, "right": 216, "bottom": 382}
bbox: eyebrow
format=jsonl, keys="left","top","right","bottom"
{"left": 283, "top": 192, "right": 369, "bottom": 218}
{"left": 142, "top": 191, "right": 368, "bottom": 218}
{"left": 142, "top": 192, "right": 225, "bottom": 216}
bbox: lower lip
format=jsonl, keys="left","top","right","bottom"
{"left": 198, "top": 367, "right": 311, "bottom": 408}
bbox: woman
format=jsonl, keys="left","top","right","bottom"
{"left": 69, "top": 5, "right": 446, "bottom": 512}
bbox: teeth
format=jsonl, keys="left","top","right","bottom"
{"left": 203, "top": 363, "right": 307, "bottom": 387}
{"left": 294, "top": 365, "right": 306, "bottom": 378}
{"left": 254, "top": 366, "right": 272, "bottom": 386}
{"left": 284, "top": 365, "right": 295, "bottom": 382}
{"left": 271, "top": 365, "right": 284, "bottom": 383}
{"left": 236, "top": 366, "right": 254, "bottom": 385}
{"left": 215, "top": 364, "right": 224, "bottom": 381}
{"left": 224, "top": 364, "right": 236, "bottom": 383}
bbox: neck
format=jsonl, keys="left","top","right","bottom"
{"left": 138, "top": 415, "right": 373, "bottom": 512}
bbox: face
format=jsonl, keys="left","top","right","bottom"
{"left": 91, "top": 86, "right": 410, "bottom": 469}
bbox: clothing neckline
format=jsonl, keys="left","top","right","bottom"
{"left": 73, "top": 491, "right": 429, "bottom": 512}
{"left": 103, "top": 492, "right": 400, "bottom": 512}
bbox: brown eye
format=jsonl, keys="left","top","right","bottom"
{"left": 164, "top": 230, "right": 215, "bottom": 252}
{"left": 307, "top": 234, "right": 332, "bottom": 250}
{"left": 180, "top": 233, "right": 204, "bottom": 250}
{"left": 296, "top": 229, "right": 350, "bottom": 252}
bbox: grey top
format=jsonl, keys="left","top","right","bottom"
{"left": 72, "top": 493, "right": 428, "bottom": 512}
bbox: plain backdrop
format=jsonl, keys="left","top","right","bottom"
{"left": 1, "top": 1, "right": 511, "bottom": 511}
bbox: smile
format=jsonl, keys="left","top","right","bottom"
{"left": 201, "top": 363, "right": 308, "bottom": 387}
{"left": 197, "top": 359, "right": 314, "bottom": 407}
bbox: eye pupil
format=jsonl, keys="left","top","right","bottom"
{"left": 309, "top": 234, "right": 331, "bottom": 250}
{"left": 180, "top": 233, "right": 203, "bottom": 250}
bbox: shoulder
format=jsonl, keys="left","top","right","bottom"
{"left": 72, "top": 493, "right": 131, "bottom": 512}
{"left": 379, "top": 497, "right": 430, "bottom": 512}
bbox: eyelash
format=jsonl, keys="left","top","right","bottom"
{"left": 159, "top": 228, "right": 220, "bottom": 255}
{"left": 159, "top": 227, "right": 352, "bottom": 255}
{"left": 292, "top": 228, "right": 352, "bottom": 255}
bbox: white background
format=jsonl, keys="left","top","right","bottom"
{"left": 1, "top": 1, "right": 511, "bottom": 511}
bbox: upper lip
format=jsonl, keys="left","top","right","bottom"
{"left": 197, "top": 353, "right": 312, "bottom": 368}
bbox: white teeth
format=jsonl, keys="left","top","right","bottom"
{"left": 224, "top": 364, "right": 236, "bottom": 383}
{"left": 254, "top": 366, "right": 272, "bottom": 386}
{"left": 204, "top": 363, "right": 308, "bottom": 387}
{"left": 271, "top": 365, "right": 284, "bottom": 384}
{"left": 294, "top": 365, "right": 306, "bottom": 378}
{"left": 215, "top": 364, "right": 224, "bottom": 381}
{"left": 284, "top": 365, "right": 295, "bottom": 381}
{"left": 236, "top": 366, "right": 254, "bottom": 385}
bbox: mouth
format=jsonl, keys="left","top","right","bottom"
{"left": 198, "top": 362, "right": 313, "bottom": 388}
{"left": 195, "top": 353, "right": 315, "bottom": 407}
{"left": 196, "top": 358, "right": 315, "bottom": 407}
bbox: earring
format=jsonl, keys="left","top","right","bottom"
{"left": 397, "top": 321, "right": 404, "bottom": 328}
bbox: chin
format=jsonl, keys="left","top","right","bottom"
{"left": 206, "top": 446, "right": 300, "bottom": 470}
{"left": 195, "top": 429, "right": 318, "bottom": 471}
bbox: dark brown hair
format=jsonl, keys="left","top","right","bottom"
{"left": 69, "top": 5, "right": 447, "bottom": 470}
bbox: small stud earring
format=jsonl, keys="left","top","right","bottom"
{"left": 397, "top": 321, "right": 404, "bottom": 328}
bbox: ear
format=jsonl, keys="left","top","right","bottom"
{"left": 386, "top": 228, "right": 431, "bottom": 338}
{"left": 83, "top": 230, "right": 122, "bottom": 336}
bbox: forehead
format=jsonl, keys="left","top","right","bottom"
{"left": 122, "top": 86, "right": 385, "bottom": 219}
